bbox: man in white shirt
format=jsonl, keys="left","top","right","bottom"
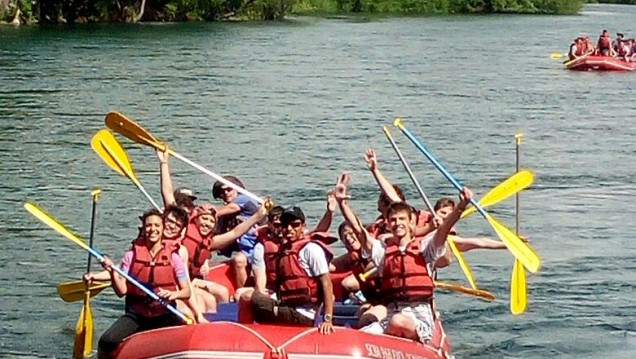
{"left": 247, "top": 207, "right": 335, "bottom": 335}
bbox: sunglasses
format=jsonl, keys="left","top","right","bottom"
{"left": 221, "top": 187, "right": 233, "bottom": 193}
{"left": 283, "top": 221, "right": 303, "bottom": 229}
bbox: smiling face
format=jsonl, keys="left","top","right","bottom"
{"left": 163, "top": 212, "right": 186, "bottom": 240}
{"left": 195, "top": 213, "right": 216, "bottom": 237}
{"left": 144, "top": 214, "right": 164, "bottom": 244}
{"left": 339, "top": 223, "right": 361, "bottom": 252}
{"left": 281, "top": 219, "right": 305, "bottom": 243}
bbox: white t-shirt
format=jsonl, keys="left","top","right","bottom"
{"left": 294, "top": 242, "right": 330, "bottom": 319}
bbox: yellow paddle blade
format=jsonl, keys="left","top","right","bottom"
{"left": 57, "top": 279, "right": 111, "bottom": 303}
{"left": 461, "top": 169, "right": 534, "bottom": 219}
{"left": 447, "top": 236, "right": 477, "bottom": 290}
{"left": 24, "top": 202, "right": 91, "bottom": 252}
{"left": 485, "top": 213, "right": 540, "bottom": 273}
{"left": 551, "top": 52, "right": 565, "bottom": 59}
{"left": 434, "top": 281, "right": 495, "bottom": 302}
{"left": 91, "top": 129, "right": 140, "bottom": 185}
{"left": 73, "top": 292, "right": 93, "bottom": 358}
{"left": 510, "top": 259, "right": 527, "bottom": 315}
{"left": 105, "top": 111, "right": 166, "bottom": 150}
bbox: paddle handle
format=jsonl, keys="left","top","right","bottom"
{"left": 394, "top": 118, "right": 485, "bottom": 216}
{"left": 515, "top": 134, "right": 522, "bottom": 234}
{"left": 168, "top": 150, "right": 264, "bottom": 204}
{"left": 383, "top": 126, "right": 436, "bottom": 215}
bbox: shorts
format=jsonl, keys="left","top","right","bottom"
{"left": 360, "top": 303, "right": 435, "bottom": 343}
{"left": 250, "top": 292, "right": 314, "bottom": 327}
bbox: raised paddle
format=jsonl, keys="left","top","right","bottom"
{"left": 383, "top": 126, "right": 478, "bottom": 290}
{"left": 460, "top": 169, "right": 534, "bottom": 219}
{"left": 24, "top": 202, "right": 193, "bottom": 325}
{"left": 73, "top": 189, "right": 100, "bottom": 359}
{"left": 511, "top": 133, "right": 528, "bottom": 315}
{"left": 58, "top": 279, "right": 111, "bottom": 303}
{"left": 394, "top": 118, "right": 541, "bottom": 273}
{"left": 91, "top": 129, "right": 162, "bottom": 211}
{"left": 104, "top": 111, "right": 264, "bottom": 204}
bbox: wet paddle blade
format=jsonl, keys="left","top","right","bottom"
{"left": 434, "top": 281, "right": 495, "bottom": 302}
{"left": 485, "top": 213, "right": 540, "bottom": 273}
{"left": 461, "top": 170, "right": 534, "bottom": 219}
{"left": 447, "top": 236, "right": 478, "bottom": 290}
{"left": 550, "top": 52, "right": 565, "bottom": 59}
{"left": 73, "top": 292, "right": 93, "bottom": 359}
{"left": 510, "top": 259, "right": 527, "bottom": 315}
{"left": 57, "top": 280, "right": 110, "bottom": 303}
{"left": 105, "top": 112, "right": 165, "bottom": 150}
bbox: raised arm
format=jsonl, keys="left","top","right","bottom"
{"left": 433, "top": 188, "right": 472, "bottom": 248}
{"left": 311, "top": 190, "right": 337, "bottom": 233}
{"left": 365, "top": 148, "right": 402, "bottom": 203}
{"left": 211, "top": 200, "right": 271, "bottom": 250}
{"left": 334, "top": 173, "right": 375, "bottom": 253}
{"left": 157, "top": 148, "right": 176, "bottom": 208}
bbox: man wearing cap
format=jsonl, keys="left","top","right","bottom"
{"left": 244, "top": 206, "right": 335, "bottom": 335}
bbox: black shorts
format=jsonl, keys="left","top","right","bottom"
{"left": 251, "top": 292, "right": 314, "bottom": 327}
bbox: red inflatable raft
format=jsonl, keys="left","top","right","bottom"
{"left": 111, "top": 261, "right": 454, "bottom": 359}
{"left": 565, "top": 56, "right": 636, "bottom": 71}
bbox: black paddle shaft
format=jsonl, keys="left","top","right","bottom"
{"left": 86, "top": 195, "right": 98, "bottom": 273}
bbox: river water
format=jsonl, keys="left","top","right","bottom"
{"left": 1, "top": 4, "right": 635, "bottom": 358}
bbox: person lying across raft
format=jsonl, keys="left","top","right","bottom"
{"left": 86, "top": 208, "right": 192, "bottom": 359}
{"left": 239, "top": 206, "right": 336, "bottom": 335}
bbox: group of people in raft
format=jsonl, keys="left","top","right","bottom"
{"left": 85, "top": 147, "right": 517, "bottom": 358}
{"left": 568, "top": 30, "right": 636, "bottom": 62}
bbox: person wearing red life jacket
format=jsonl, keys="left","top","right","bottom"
{"left": 364, "top": 148, "right": 435, "bottom": 240}
{"left": 354, "top": 187, "right": 472, "bottom": 343}
{"left": 87, "top": 209, "right": 192, "bottom": 359}
{"left": 568, "top": 37, "right": 583, "bottom": 61}
{"left": 597, "top": 30, "right": 614, "bottom": 57}
{"left": 245, "top": 206, "right": 336, "bottom": 335}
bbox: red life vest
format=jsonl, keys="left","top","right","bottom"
{"left": 598, "top": 36, "right": 611, "bottom": 52}
{"left": 276, "top": 234, "right": 334, "bottom": 306}
{"left": 379, "top": 239, "right": 435, "bottom": 303}
{"left": 181, "top": 221, "right": 213, "bottom": 279}
{"left": 257, "top": 226, "right": 280, "bottom": 291}
{"left": 126, "top": 242, "right": 178, "bottom": 317}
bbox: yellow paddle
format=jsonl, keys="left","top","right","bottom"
{"left": 358, "top": 267, "right": 494, "bottom": 302}
{"left": 58, "top": 279, "right": 111, "bottom": 303}
{"left": 551, "top": 52, "right": 567, "bottom": 59}
{"left": 460, "top": 169, "right": 534, "bottom": 219}
{"left": 511, "top": 134, "right": 527, "bottom": 315}
{"left": 91, "top": 129, "right": 162, "bottom": 211}
{"left": 395, "top": 118, "right": 541, "bottom": 273}
{"left": 24, "top": 202, "right": 193, "bottom": 324}
{"left": 434, "top": 281, "right": 496, "bottom": 302}
{"left": 383, "top": 126, "right": 478, "bottom": 290}
{"left": 73, "top": 189, "right": 100, "bottom": 359}
{"left": 104, "top": 111, "right": 264, "bottom": 204}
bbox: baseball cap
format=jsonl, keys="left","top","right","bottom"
{"left": 174, "top": 187, "right": 197, "bottom": 200}
{"left": 280, "top": 206, "right": 305, "bottom": 224}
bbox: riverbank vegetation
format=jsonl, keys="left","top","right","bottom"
{"left": 0, "top": 0, "right": 601, "bottom": 25}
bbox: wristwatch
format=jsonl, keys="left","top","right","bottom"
{"left": 324, "top": 314, "right": 333, "bottom": 322}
